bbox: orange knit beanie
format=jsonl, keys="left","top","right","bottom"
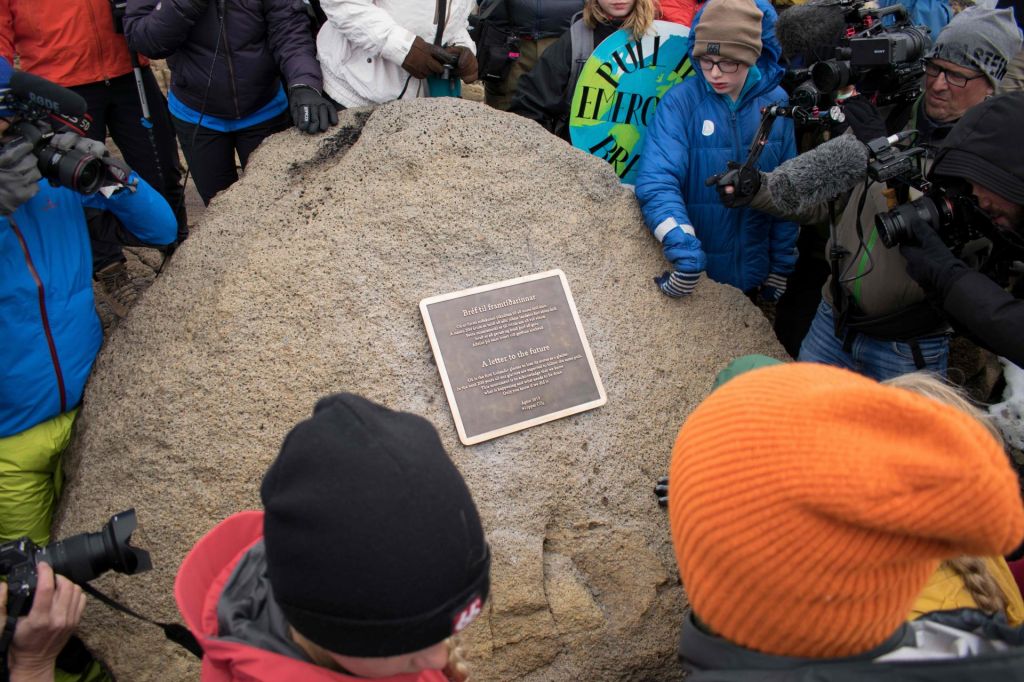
{"left": 669, "top": 363, "right": 1024, "bottom": 659}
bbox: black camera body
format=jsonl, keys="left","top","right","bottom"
{"left": 0, "top": 510, "right": 152, "bottom": 617}
{"left": 0, "top": 79, "right": 104, "bottom": 194}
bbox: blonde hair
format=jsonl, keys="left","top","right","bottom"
{"left": 882, "top": 372, "right": 1009, "bottom": 618}
{"left": 584, "top": 0, "right": 658, "bottom": 41}
{"left": 445, "top": 636, "right": 471, "bottom": 682}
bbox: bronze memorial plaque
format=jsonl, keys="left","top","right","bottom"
{"left": 420, "top": 270, "right": 607, "bottom": 445}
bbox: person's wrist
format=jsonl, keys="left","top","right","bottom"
{"left": 9, "top": 657, "right": 58, "bottom": 682}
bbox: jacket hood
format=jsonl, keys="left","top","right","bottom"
{"left": 688, "top": 0, "right": 785, "bottom": 98}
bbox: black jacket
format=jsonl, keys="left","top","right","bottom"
{"left": 480, "top": 0, "right": 584, "bottom": 38}
{"left": 679, "top": 610, "right": 1024, "bottom": 682}
{"left": 510, "top": 19, "right": 620, "bottom": 140}
{"left": 942, "top": 270, "right": 1024, "bottom": 367}
{"left": 125, "top": 0, "right": 322, "bottom": 119}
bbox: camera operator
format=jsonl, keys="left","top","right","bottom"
{"left": 0, "top": 0, "right": 188, "bottom": 318}
{"left": 712, "top": 7, "right": 1022, "bottom": 380}
{"left": 897, "top": 91, "right": 1024, "bottom": 367}
{"left": 0, "top": 61, "right": 177, "bottom": 548}
{"left": 0, "top": 563, "right": 86, "bottom": 682}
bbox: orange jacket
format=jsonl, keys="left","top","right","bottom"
{"left": 0, "top": 0, "right": 147, "bottom": 87}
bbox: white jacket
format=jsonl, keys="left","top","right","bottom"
{"left": 317, "top": 0, "right": 475, "bottom": 107}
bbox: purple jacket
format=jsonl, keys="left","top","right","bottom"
{"left": 125, "top": 0, "right": 322, "bottom": 120}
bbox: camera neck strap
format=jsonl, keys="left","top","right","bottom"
{"left": 78, "top": 583, "right": 203, "bottom": 659}
{"left": 433, "top": 0, "right": 448, "bottom": 45}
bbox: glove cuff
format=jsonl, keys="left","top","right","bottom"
{"left": 657, "top": 270, "right": 702, "bottom": 297}
{"left": 764, "top": 273, "right": 787, "bottom": 292}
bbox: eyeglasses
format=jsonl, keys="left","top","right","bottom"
{"left": 698, "top": 57, "right": 741, "bottom": 74}
{"left": 923, "top": 60, "right": 986, "bottom": 88}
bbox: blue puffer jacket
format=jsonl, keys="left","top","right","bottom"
{"left": 635, "top": 0, "right": 798, "bottom": 293}
{"left": 0, "top": 176, "right": 176, "bottom": 437}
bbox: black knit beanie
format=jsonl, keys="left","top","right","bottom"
{"left": 261, "top": 393, "right": 490, "bottom": 657}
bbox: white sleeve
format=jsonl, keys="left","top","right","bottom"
{"left": 443, "top": 0, "right": 475, "bottom": 52}
{"left": 318, "top": 0, "right": 416, "bottom": 64}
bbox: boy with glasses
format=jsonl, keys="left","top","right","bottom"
{"left": 636, "top": 0, "right": 798, "bottom": 301}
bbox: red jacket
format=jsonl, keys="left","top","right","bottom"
{"left": 0, "top": 0, "right": 147, "bottom": 87}
{"left": 659, "top": 0, "right": 702, "bottom": 28}
{"left": 175, "top": 511, "right": 450, "bottom": 682}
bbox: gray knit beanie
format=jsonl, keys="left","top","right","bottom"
{"left": 927, "top": 7, "right": 1023, "bottom": 88}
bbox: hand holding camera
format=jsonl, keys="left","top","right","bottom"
{"left": 0, "top": 141, "right": 42, "bottom": 215}
{"left": 49, "top": 133, "right": 135, "bottom": 192}
{"left": 402, "top": 37, "right": 450, "bottom": 80}
{"left": 444, "top": 45, "right": 478, "bottom": 84}
{"left": 899, "top": 219, "right": 969, "bottom": 299}
{"left": 0, "top": 562, "right": 85, "bottom": 681}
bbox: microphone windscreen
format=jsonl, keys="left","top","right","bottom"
{"left": 10, "top": 70, "right": 87, "bottom": 117}
{"left": 776, "top": 2, "right": 847, "bottom": 61}
{"left": 767, "top": 134, "right": 869, "bottom": 216}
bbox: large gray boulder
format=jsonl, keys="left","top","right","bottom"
{"left": 55, "top": 98, "right": 785, "bottom": 681}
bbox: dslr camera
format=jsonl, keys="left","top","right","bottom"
{"left": 0, "top": 509, "right": 152, "bottom": 617}
{"left": 865, "top": 134, "right": 1024, "bottom": 261}
{"left": 0, "top": 73, "right": 106, "bottom": 195}
{"left": 875, "top": 182, "right": 992, "bottom": 253}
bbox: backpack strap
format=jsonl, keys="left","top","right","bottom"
{"left": 567, "top": 13, "right": 594, "bottom": 100}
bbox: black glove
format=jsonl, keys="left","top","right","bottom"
{"left": 51, "top": 133, "right": 135, "bottom": 191}
{"left": 444, "top": 45, "right": 478, "bottom": 83}
{"left": 0, "top": 141, "right": 42, "bottom": 215}
{"left": 289, "top": 85, "right": 338, "bottom": 135}
{"left": 402, "top": 36, "right": 449, "bottom": 80}
{"left": 899, "top": 220, "right": 969, "bottom": 300}
{"left": 837, "top": 95, "right": 887, "bottom": 144}
{"left": 705, "top": 162, "right": 761, "bottom": 208}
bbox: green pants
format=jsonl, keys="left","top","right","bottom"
{"left": 485, "top": 36, "right": 559, "bottom": 111}
{"left": 0, "top": 409, "right": 77, "bottom": 545}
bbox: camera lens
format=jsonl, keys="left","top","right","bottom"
{"left": 875, "top": 196, "right": 941, "bottom": 248}
{"left": 35, "top": 509, "right": 152, "bottom": 585}
{"left": 37, "top": 144, "right": 104, "bottom": 195}
{"left": 811, "top": 59, "right": 853, "bottom": 93}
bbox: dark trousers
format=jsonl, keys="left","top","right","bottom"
{"left": 172, "top": 111, "right": 291, "bottom": 205}
{"left": 773, "top": 227, "right": 832, "bottom": 358}
{"left": 72, "top": 68, "right": 187, "bottom": 270}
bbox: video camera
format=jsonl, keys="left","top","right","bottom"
{"left": 781, "top": 0, "right": 930, "bottom": 111}
{"left": 0, "top": 70, "right": 106, "bottom": 194}
{"left": 0, "top": 509, "right": 152, "bottom": 617}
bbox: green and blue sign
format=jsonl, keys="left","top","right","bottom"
{"left": 569, "top": 21, "right": 694, "bottom": 184}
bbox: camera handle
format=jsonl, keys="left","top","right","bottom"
{"left": 0, "top": 589, "right": 30, "bottom": 682}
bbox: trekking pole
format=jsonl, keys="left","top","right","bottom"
{"left": 129, "top": 51, "right": 168, "bottom": 197}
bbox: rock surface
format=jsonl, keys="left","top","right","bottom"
{"left": 56, "top": 98, "right": 786, "bottom": 681}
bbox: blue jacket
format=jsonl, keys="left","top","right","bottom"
{"left": 0, "top": 175, "right": 176, "bottom": 437}
{"left": 635, "top": 0, "right": 798, "bottom": 293}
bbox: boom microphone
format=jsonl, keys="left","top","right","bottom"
{"left": 9, "top": 70, "right": 87, "bottom": 117}
{"left": 766, "top": 134, "right": 869, "bottom": 216}
{"left": 776, "top": 1, "right": 847, "bottom": 61}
